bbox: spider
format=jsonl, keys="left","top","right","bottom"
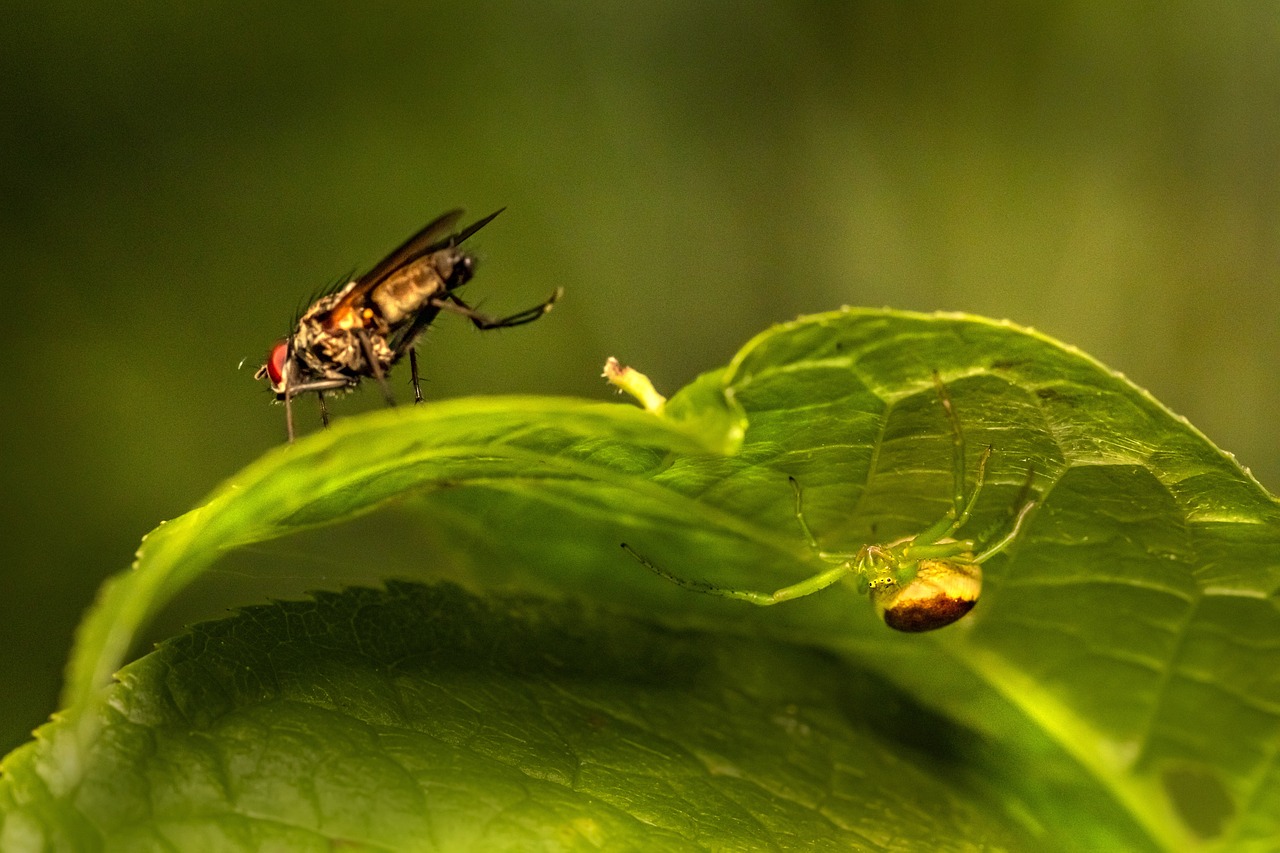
{"left": 622, "top": 373, "right": 1037, "bottom": 632}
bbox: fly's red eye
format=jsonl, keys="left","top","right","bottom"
{"left": 266, "top": 341, "right": 289, "bottom": 387}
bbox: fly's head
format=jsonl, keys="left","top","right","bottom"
{"left": 254, "top": 338, "right": 294, "bottom": 399}
{"left": 254, "top": 301, "right": 329, "bottom": 399}
{"left": 436, "top": 244, "right": 478, "bottom": 293}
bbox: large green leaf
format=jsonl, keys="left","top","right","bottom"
{"left": 60, "top": 393, "right": 745, "bottom": 720}
{"left": 1, "top": 583, "right": 1046, "bottom": 851}
{"left": 3, "top": 309, "right": 1277, "bottom": 851}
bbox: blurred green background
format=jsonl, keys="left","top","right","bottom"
{"left": 2, "top": 3, "right": 1277, "bottom": 753}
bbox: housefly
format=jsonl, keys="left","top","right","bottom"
{"left": 254, "top": 208, "right": 561, "bottom": 441}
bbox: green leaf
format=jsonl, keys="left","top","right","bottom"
{"left": 1, "top": 583, "right": 1046, "bottom": 851}
{"left": 61, "top": 393, "right": 745, "bottom": 719}
{"left": 5, "top": 308, "right": 1278, "bottom": 851}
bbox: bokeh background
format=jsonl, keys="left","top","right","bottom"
{"left": 2, "top": 3, "right": 1277, "bottom": 753}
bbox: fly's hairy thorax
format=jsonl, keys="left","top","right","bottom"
{"left": 293, "top": 284, "right": 394, "bottom": 382}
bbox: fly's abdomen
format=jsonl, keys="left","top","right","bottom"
{"left": 371, "top": 263, "right": 448, "bottom": 326}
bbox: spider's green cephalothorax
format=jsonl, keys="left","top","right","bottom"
{"left": 622, "top": 372, "right": 1037, "bottom": 633}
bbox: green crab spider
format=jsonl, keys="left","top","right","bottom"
{"left": 623, "top": 373, "right": 1037, "bottom": 632}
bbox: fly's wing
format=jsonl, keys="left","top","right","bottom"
{"left": 360, "top": 209, "right": 465, "bottom": 290}
{"left": 324, "top": 209, "right": 463, "bottom": 320}
{"left": 323, "top": 208, "right": 505, "bottom": 322}
{"left": 385, "top": 208, "right": 507, "bottom": 359}
{"left": 443, "top": 207, "right": 505, "bottom": 251}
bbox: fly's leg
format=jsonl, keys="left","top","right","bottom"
{"left": 435, "top": 287, "right": 563, "bottom": 330}
{"left": 281, "top": 377, "right": 354, "bottom": 441}
{"left": 355, "top": 329, "right": 396, "bottom": 408}
{"left": 284, "top": 390, "right": 296, "bottom": 443}
{"left": 317, "top": 392, "right": 330, "bottom": 427}
{"left": 409, "top": 348, "right": 424, "bottom": 403}
{"left": 388, "top": 305, "right": 442, "bottom": 400}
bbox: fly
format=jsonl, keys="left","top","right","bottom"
{"left": 254, "top": 209, "right": 561, "bottom": 441}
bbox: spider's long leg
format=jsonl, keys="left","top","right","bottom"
{"left": 972, "top": 498, "right": 1037, "bottom": 563}
{"left": 317, "top": 391, "right": 329, "bottom": 427}
{"left": 933, "top": 371, "right": 968, "bottom": 520}
{"left": 931, "top": 372, "right": 991, "bottom": 539}
{"left": 790, "top": 476, "right": 822, "bottom": 552}
{"left": 953, "top": 446, "right": 991, "bottom": 531}
{"left": 621, "top": 543, "right": 854, "bottom": 606}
